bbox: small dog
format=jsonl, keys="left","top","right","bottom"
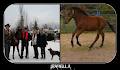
{"left": 48, "top": 48, "right": 60, "bottom": 60}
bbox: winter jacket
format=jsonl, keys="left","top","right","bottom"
{"left": 21, "top": 31, "right": 31, "bottom": 46}
{"left": 31, "top": 34, "right": 37, "bottom": 46}
{"left": 4, "top": 28, "right": 12, "bottom": 44}
{"left": 15, "top": 29, "right": 22, "bottom": 40}
{"left": 37, "top": 33, "right": 48, "bottom": 47}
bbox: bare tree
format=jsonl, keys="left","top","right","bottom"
{"left": 33, "top": 20, "right": 39, "bottom": 30}
{"left": 19, "top": 5, "right": 24, "bottom": 29}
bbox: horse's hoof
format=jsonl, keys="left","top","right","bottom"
{"left": 88, "top": 48, "right": 92, "bottom": 51}
{"left": 78, "top": 44, "right": 82, "bottom": 46}
{"left": 89, "top": 46, "right": 92, "bottom": 50}
{"left": 77, "top": 43, "right": 82, "bottom": 46}
{"left": 71, "top": 43, "right": 74, "bottom": 47}
{"left": 71, "top": 45, "right": 74, "bottom": 47}
{"left": 99, "top": 45, "right": 103, "bottom": 48}
{"left": 71, "top": 41, "right": 74, "bottom": 47}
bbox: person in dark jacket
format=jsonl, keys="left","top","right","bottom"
{"left": 20, "top": 27, "right": 31, "bottom": 59}
{"left": 4, "top": 24, "right": 12, "bottom": 60}
{"left": 12, "top": 27, "right": 21, "bottom": 59}
{"left": 11, "top": 30, "right": 20, "bottom": 59}
{"left": 37, "top": 28, "right": 48, "bottom": 59}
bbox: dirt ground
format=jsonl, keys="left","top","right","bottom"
{"left": 60, "top": 32, "right": 116, "bottom": 63}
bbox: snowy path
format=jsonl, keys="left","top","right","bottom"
{"left": 9, "top": 40, "right": 60, "bottom": 64}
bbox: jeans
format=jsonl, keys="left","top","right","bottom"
{"left": 33, "top": 45, "right": 38, "bottom": 58}
{"left": 5, "top": 41, "right": 11, "bottom": 60}
{"left": 21, "top": 41, "right": 29, "bottom": 58}
{"left": 40, "top": 47, "right": 46, "bottom": 59}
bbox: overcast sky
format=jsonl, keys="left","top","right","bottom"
{"left": 4, "top": 4, "right": 60, "bottom": 29}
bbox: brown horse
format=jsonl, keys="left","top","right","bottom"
{"left": 61, "top": 7, "right": 115, "bottom": 49}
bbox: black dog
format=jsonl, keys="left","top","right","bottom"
{"left": 48, "top": 48, "right": 60, "bottom": 60}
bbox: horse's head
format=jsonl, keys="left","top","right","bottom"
{"left": 61, "top": 7, "right": 89, "bottom": 24}
{"left": 61, "top": 7, "right": 74, "bottom": 24}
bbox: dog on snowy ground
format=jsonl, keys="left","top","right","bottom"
{"left": 48, "top": 48, "right": 60, "bottom": 60}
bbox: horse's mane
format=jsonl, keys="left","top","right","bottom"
{"left": 71, "top": 7, "right": 89, "bottom": 16}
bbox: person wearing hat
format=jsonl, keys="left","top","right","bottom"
{"left": 4, "top": 24, "right": 12, "bottom": 60}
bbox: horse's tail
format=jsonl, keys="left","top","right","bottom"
{"left": 106, "top": 21, "right": 116, "bottom": 33}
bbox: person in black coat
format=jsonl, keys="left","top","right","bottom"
{"left": 37, "top": 28, "right": 48, "bottom": 59}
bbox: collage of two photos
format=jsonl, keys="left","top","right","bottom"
{"left": 3, "top": 3, "right": 116, "bottom": 64}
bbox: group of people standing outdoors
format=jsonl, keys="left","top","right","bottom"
{"left": 4, "top": 24, "right": 48, "bottom": 60}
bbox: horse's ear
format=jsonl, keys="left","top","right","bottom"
{"left": 60, "top": 10, "right": 64, "bottom": 16}
{"left": 72, "top": 9, "right": 74, "bottom": 15}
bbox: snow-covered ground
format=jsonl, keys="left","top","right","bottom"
{"left": 8, "top": 40, "right": 60, "bottom": 64}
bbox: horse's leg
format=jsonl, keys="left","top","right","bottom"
{"left": 89, "top": 33, "right": 100, "bottom": 49}
{"left": 13, "top": 46, "right": 15, "bottom": 59}
{"left": 76, "top": 30, "right": 84, "bottom": 46}
{"left": 71, "top": 29, "right": 77, "bottom": 47}
{"left": 99, "top": 31, "right": 105, "bottom": 48}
